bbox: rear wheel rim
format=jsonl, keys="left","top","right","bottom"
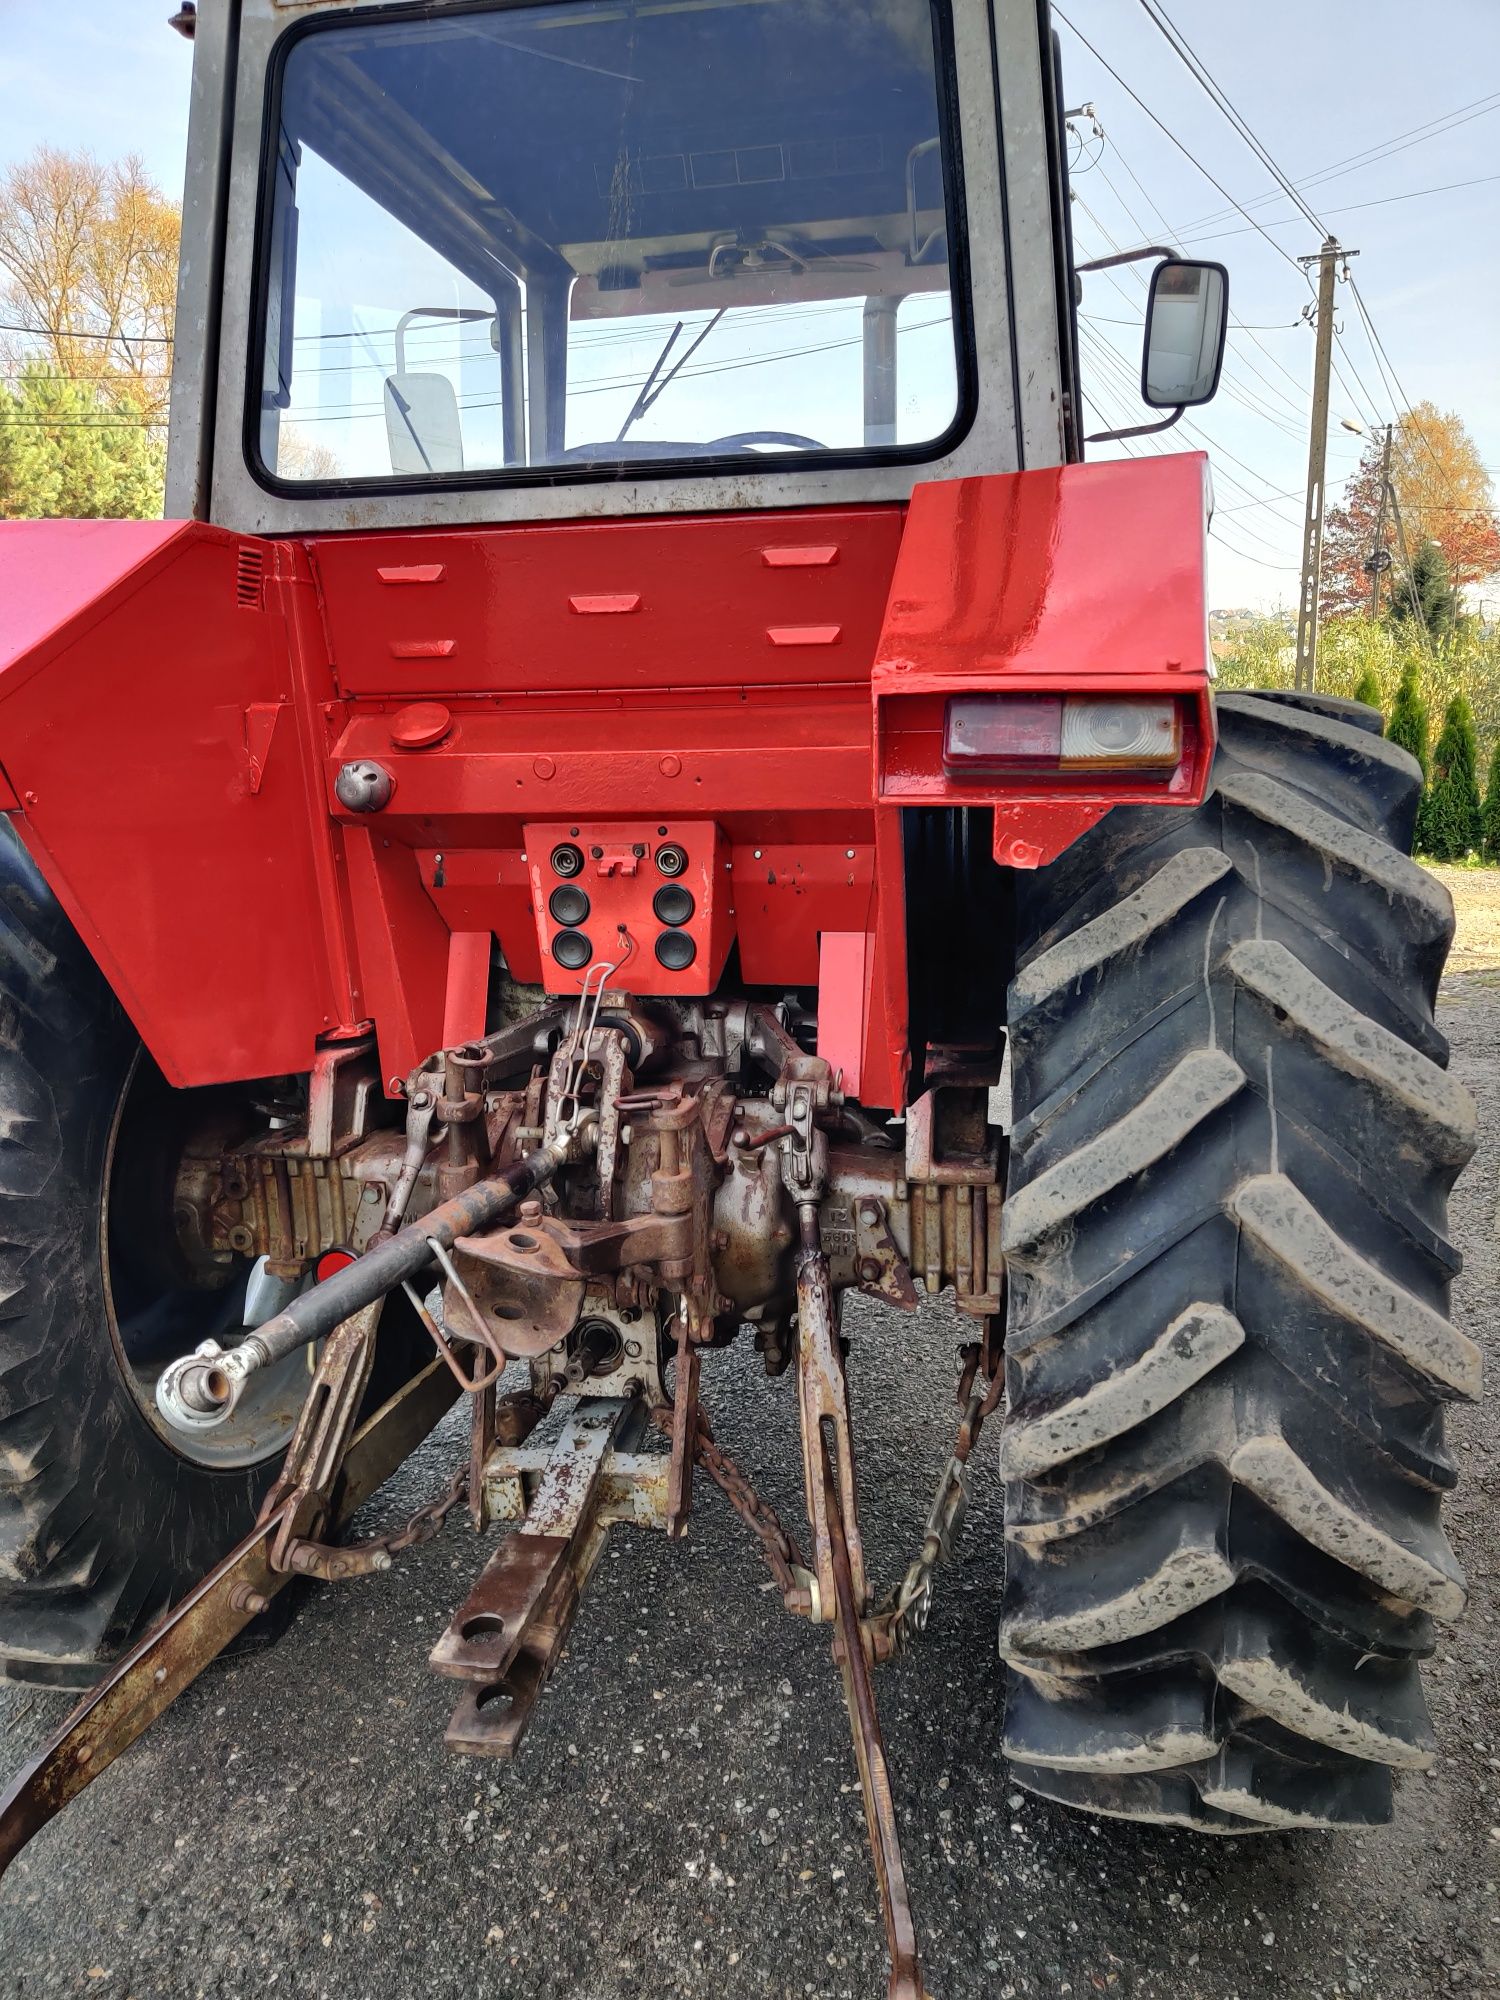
{"left": 101, "top": 1050, "right": 312, "bottom": 1471}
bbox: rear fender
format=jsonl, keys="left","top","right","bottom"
{"left": 0, "top": 520, "right": 356, "bottom": 1087}
{"left": 872, "top": 454, "right": 1218, "bottom": 867}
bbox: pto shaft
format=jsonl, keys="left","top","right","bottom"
{"left": 156, "top": 1140, "right": 569, "bottom": 1436}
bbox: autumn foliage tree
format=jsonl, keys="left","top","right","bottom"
{"left": 0, "top": 147, "right": 178, "bottom": 518}
{"left": 1322, "top": 404, "right": 1500, "bottom": 620}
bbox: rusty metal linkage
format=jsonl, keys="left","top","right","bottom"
{"left": 823, "top": 1425, "right": 929, "bottom": 2000}
{"left": 0, "top": 1358, "right": 461, "bottom": 1880}
{"left": 262, "top": 1300, "right": 385, "bottom": 1579}
{"left": 649, "top": 1400, "right": 815, "bottom": 1616}
{"left": 666, "top": 1304, "right": 700, "bottom": 1538}
{"left": 156, "top": 1134, "right": 576, "bottom": 1432}
{"left": 433, "top": 1396, "right": 646, "bottom": 1758}
{"left": 5, "top": 987, "right": 1007, "bottom": 1999}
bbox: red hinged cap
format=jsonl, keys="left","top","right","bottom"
{"left": 390, "top": 701, "right": 454, "bottom": 750}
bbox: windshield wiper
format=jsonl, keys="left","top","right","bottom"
{"left": 615, "top": 308, "right": 727, "bottom": 442}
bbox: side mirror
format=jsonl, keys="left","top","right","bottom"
{"left": 384, "top": 373, "right": 464, "bottom": 476}
{"left": 1143, "top": 259, "right": 1229, "bottom": 410}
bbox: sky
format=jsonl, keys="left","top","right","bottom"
{"left": 0, "top": 0, "right": 1496, "bottom": 612}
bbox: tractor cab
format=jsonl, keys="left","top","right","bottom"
{"left": 173, "top": 0, "right": 1143, "bottom": 528}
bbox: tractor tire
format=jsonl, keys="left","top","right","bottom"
{"left": 997, "top": 691, "right": 1479, "bottom": 1831}
{"left": 0, "top": 826, "right": 426, "bottom": 1689}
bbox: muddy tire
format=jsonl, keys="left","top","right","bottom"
{"left": 0, "top": 827, "right": 424, "bottom": 1689}
{"left": 998, "top": 693, "right": 1479, "bottom": 1831}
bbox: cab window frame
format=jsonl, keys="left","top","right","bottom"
{"left": 244, "top": 0, "right": 979, "bottom": 501}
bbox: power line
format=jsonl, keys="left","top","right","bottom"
{"left": 1345, "top": 278, "right": 1461, "bottom": 508}
{"left": 0, "top": 319, "right": 173, "bottom": 345}
{"left": 1172, "top": 90, "right": 1500, "bottom": 235}
{"left": 1052, "top": 7, "right": 1308, "bottom": 273}
{"left": 1217, "top": 488, "right": 1305, "bottom": 513}
{"left": 1209, "top": 533, "right": 1301, "bottom": 573}
{"left": 1118, "top": 0, "right": 1455, "bottom": 522}
{"left": 1134, "top": 0, "right": 1328, "bottom": 236}
{"left": 1090, "top": 127, "right": 1315, "bottom": 424}
{"left": 1077, "top": 323, "right": 1305, "bottom": 542}
{"left": 1176, "top": 171, "right": 1500, "bottom": 244}
{"left": 2, "top": 314, "right": 955, "bottom": 433}
{"left": 1127, "top": 0, "right": 1409, "bottom": 525}
{"left": 1082, "top": 311, "right": 1297, "bottom": 332}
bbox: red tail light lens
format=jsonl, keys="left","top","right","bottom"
{"left": 944, "top": 695, "right": 1182, "bottom": 777}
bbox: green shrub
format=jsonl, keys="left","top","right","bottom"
{"left": 1351, "top": 665, "right": 1383, "bottom": 715}
{"left": 1422, "top": 692, "right": 1483, "bottom": 861}
{"left": 1386, "top": 662, "right": 1429, "bottom": 777}
{"left": 1482, "top": 738, "right": 1500, "bottom": 864}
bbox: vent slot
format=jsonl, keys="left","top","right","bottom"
{"left": 235, "top": 547, "right": 266, "bottom": 612}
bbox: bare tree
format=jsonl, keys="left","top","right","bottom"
{"left": 0, "top": 147, "right": 178, "bottom": 422}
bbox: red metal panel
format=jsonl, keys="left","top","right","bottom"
{"left": 0, "top": 475, "right": 1220, "bottom": 1107}
{"left": 872, "top": 457, "right": 1217, "bottom": 861}
{"left": 442, "top": 931, "right": 492, "bottom": 1048}
{"left": 417, "top": 849, "right": 541, "bottom": 984}
{"left": 816, "top": 932, "right": 870, "bottom": 1099}
{"left": 343, "top": 828, "right": 452, "bottom": 1090}
{"left": 865, "top": 805, "right": 910, "bottom": 1111}
{"left": 0, "top": 518, "right": 189, "bottom": 680}
{"left": 524, "top": 820, "right": 733, "bottom": 998}
{"left": 731, "top": 843, "right": 875, "bottom": 987}
{"left": 328, "top": 687, "right": 876, "bottom": 829}
{"left": 308, "top": 508, "right": 906, "bottom": 696}
{"left": 0, "top": 521, "right": 354, "bottom": 1087}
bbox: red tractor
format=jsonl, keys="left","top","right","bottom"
{"left": 0, "top": 2, "right": 1476, "bottom": 1991}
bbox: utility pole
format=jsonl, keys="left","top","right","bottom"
{"left": 1293, "top": 237, "right": 1357, "bottom": 692}
{"left": 1367, "top": 422, "right": 1395, "bottom": 616}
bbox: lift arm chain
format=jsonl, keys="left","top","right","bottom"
{"left": 649, "top": 1404, "right": 814, "bottom": 1616}
{"left": 872, "top": 1341, "right": 1004, "bottom": 1656}
{"left": 656, "top": 1339, "right": 1002, "bottom": 1655}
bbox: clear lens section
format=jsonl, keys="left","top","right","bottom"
{"left": 943, "top": 695, "right": 1182, "bottom": 776}
{"left": 1059, "top": 699, "right": 1180, "bottom": 769}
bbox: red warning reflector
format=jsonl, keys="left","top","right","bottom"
{"left": 315, "top": 1247, "right": 358, "bottom": 1284}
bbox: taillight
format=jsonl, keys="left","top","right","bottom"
{"left": 943, "top": 695, "right": 1183, "bottom": 778}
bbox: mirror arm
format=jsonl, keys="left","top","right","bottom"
{"left": 1076, "top": 245, "right": 1176, "bottom": 274}
{"left": 1085, "top": 406, "right": 1184, "bottom": 445}
{"left": 394, "top": 306, "right": 494, "bottom": 378}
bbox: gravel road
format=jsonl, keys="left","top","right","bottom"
{"left": 1, "top": 973, "right": 1497, "bottom": 2000}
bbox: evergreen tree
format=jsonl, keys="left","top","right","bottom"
{"left": 0, "top": 366, "right": 164, "bottom": 520}
{"left": 1351, "top": 665, "right": 1383, "bottom": 716}
{"left": 1387, "top": 539, "right": 1462, "bottom": 641}
{"left": 1482, "top": 737, "right": 1500, "bottom": 865}
{"left": 1386, "top": 662, "right": 1429, "bottom": 775}
{"left": 1387, "top": 663, "right": 1433, "bottom": 851}
{"left": 1423, "top": 692, "right": 1483, "bottom": 861}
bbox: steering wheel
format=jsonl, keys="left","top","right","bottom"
{"left": 707, "top": 430, "right": 827, "bottom": 452}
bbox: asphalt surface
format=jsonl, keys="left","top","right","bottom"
{"left": 1, "top": 983, "right": 1498, "bottom": 2000}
